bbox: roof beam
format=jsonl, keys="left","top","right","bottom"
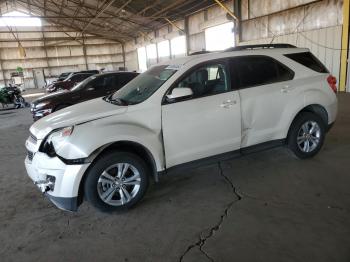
{"left": 16, "top": 0, "right": 133, "bottom": 41}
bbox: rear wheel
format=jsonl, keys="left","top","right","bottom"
{"left": 84, "top": 152, "right": 149, "bottom": 212}
{"left": 288, "top": 112, "right": 326, "bottom": 159}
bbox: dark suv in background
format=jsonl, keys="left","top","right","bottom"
{"left": 47, "top": 72, "right": 96, "bottom": 93}
{"left": 31, "top": 71, "right": 139, "bottom": 120}
{"left": 56, "top": 70, "right": 100, "bottom": 82}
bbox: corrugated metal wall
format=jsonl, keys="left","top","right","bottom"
{"left": 124, "top": 0, "right": 344, "bottom": 84}
{"left": 240, "top": 26, "right": 342, "bottom": 80}
{"left": 0, "top": 23, "right": 124, "bottom": 88}
{"left": 240, "top": 0, "right": 343, "bottom": 80}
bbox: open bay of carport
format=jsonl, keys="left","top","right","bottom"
{"left": 0, "top": 91, "right": 349, "bottom": 262}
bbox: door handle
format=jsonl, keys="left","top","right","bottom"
{"left": 220, "top": 99, "right": 236, "bottom": 109}
{"left": 281, "top": 85, "right": 294, "bottom": 93}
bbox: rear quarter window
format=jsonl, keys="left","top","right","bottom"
{"left": 230, "top": 55, "right": 295, "bottom": 89}
{"left": 284, "top": 52, "right": 329, "bottom": 73}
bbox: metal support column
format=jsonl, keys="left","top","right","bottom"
{"left": 82, "top": 34, "right": 89, "bottom": 70}
{"left": 234, "top": 0, "right": 242, "bottom": 45}
{"left": 213, "top": 0, "right": 240, "bottom": 46}
{"left": 122, "top": 43, "right": 126, "bottom": 70}
{"left": 184, "top": 16, "right": 190, "bottom": 55}
{"left": 339, "top": 0, "right": 349, "bottom": 92}
{"left": 41, "top": 30, "right": 50, "bottom": 85}
{"left": 0, "top": 54, "right": 6, "bottom": 85}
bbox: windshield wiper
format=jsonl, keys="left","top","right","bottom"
{"left": 103, "top": 94, "right": 128, "bottom": 106}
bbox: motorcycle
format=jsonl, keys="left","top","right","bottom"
{"left": 0, "top": 85, "right": 29, "bottom": 109}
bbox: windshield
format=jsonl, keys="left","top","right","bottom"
{"left": 63, "top": 74, "right": 73, "bottom": 82}
{"left": 70, "top": 75, "right": 97, "bottom": 91}
{"left": 110, "top": 65, "right": 177, "bottom": 105}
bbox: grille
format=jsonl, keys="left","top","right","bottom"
{"left": 29, "top": 133, "right": 37, "bottom": 144}
{"left": 27, "top": 150, "right": 34, "bottom": 161}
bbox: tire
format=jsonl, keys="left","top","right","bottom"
{"left": 287, "top": 112, "right": 326, "bottom": 159}
{"left": 84, "top": 151, "right": 149, "bottom": 212}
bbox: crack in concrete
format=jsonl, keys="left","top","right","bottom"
{"left": 179, "top": 162, "right": 243, "bottom": 262}
{"left": 236, "top": 189, "right": 350, "bottom": 213}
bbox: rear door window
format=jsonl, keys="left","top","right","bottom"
{"left": 91, "top": 75, "right": 115, "bottom": 90}
{"left": 230, "top": 56, "right": 294, "bottom": 89}
{"left": 73, "top": 74, "right": 88, "bottom": 82}
{"left": 284, "top": 52, "right": 329, "bottom": 73}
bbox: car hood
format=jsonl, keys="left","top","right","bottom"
{"left": 32, "top": 90, "right": 70, "bottom": 104}
{"left": 30, "top": 97, "right": 127, "bottom": 139}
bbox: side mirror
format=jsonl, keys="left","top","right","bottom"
{"left": 166, "top": 87, "right": 193, "bottom": 101}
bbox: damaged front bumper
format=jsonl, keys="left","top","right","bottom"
{"left": 25, "top": 138, "right": 90, "bottom": 211}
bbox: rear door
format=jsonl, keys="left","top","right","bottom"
{"left": 230, "top": 55, "right": 295, "bottom": 147}
{"left": 162, "top": 60, "right": 242, "bottom": 168}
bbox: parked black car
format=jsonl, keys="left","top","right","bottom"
{"left": 57, "top": 72, "right": 72, "bottom": 81}
{"left": 56, "top": 70, "right": 100, "bottom": 82}
{"left": 46, "top": 73, "right": 96, "bottom": 93}
{"left": 31, "top": 71, "right": 139, "bottom": 120}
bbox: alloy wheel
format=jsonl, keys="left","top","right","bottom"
{"left": 297, "top": 121, "right": 321, "bottom": 153}
{"left": 97, "top": 163, "right": 141, "bottom": 206}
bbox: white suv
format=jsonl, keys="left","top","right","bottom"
{"left": 25, "top": 44, "right": 337, "bottom": 212}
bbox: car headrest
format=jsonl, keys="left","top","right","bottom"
{"left": 196, "top": 69, "right": 208, "bottom": 84}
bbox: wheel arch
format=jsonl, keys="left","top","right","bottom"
{"left": 77, "top": 140, "right": 159, "bottom": 206}
{"left": 287, "top": 104, "right": 328, "bottom": 139}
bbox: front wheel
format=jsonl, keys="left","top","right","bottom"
{"left": 288, "top": 112, "right": 326, "bottom": 159}
{"left": 84, "top": 152, "right": 149, "bottom": 212}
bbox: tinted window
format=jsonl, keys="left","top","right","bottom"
{"left": 174, "top": 63, "right": 230, "bottom": 98}
{"left": 117, "top": 73, "right": 138, "bottom": 86}
{"left": 90, "top": 75, "right": 115, "bottom": 89}
{"left": 71, "top": 74, "right": 87, "bottom": 82}
{"left": 71, "top": 75, "right": 97, "bottom": 91}
{"left": 284, "top": 52, "right": 329, "bottom": 73}
{"left": 230, "top": 56, "right": 294, "bottom": 89}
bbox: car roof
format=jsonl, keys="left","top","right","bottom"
{"left": 71, "top": 72, "right": 95, "bottom": 76}
{"left": 157, "top": 46, "right": 310, "bottom": 67}
{"left": 98, "top": 71, "right": 139, "bottom": 76}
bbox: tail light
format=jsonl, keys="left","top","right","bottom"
{"left": 327, "top": 75, "right": 337, "bottom": 93}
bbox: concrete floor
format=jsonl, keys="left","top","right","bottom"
{"left": 0, "top": 93, "right": 349, "bottom": 262}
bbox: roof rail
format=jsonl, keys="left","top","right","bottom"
{"left": 225, "top": 44, "right": 297, "bottom": 52}
{"left": 189, "top": 50, "right": 212, "bottom": 56}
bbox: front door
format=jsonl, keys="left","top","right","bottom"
{"left": 162, "top": 61, "right": 241, "bottom": 168}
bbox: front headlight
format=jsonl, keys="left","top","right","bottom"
{"left": 40, "top": 126, "right": 74, "bottom": 156}
{"left": 35, "top": 102, "right": 49, "bottom": 109}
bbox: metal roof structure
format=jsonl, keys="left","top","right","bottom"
{"left": 0, "top": 0, "right": 216, "bottom": 43}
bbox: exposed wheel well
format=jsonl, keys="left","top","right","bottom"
{"left": 78, "top": 141, "right": 158, "bottom": 206}
{"left": 287, "top": 104, "right": 328, "bottom": 140}
{"left": 300, "top": 104, "right": 328, "bottom": 125}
